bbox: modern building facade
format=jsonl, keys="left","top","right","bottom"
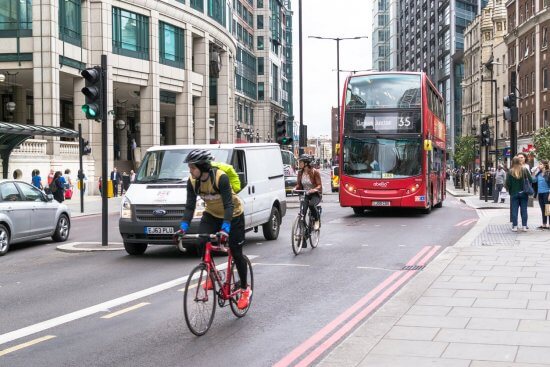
{"left": 0, "top": 0, "right": 293, "bottom": 189}
{"left": 505, "top": 0, "right": 550, "bottom": 158}
{"left": 395, "top": 0, "right": 478, "bottom": 160}
{"left": 372, "top": 0, "right": 398, "bottom": 71}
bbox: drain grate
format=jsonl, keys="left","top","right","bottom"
{"left": 402, "top": 265, "right": 425, "bottom": 271}
{"left": 472, "top": 224, "right": 519, "bottom": 246}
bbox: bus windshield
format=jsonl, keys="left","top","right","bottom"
{"left": 136, "top": 149, "right": 232, "bottom": 183}
{"left": 345, "top": 74, "right": 422, "bottom": 110}
{"left": 343, "top": 136, "right": 422, "bottom": 179}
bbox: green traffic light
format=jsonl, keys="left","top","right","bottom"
{"left": 82, "top": 104, "right": 98, "bottom": 118}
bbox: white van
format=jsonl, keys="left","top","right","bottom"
{"left": 119, "top": 143, "right": 287, "bottom": 255}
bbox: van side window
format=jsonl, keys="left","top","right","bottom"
{"left": 232, "top": 150, "right": 248, "bottom": 188}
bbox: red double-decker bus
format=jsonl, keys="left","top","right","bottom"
{"left": 339, "top": 72, "right": 446, "bottom": 214}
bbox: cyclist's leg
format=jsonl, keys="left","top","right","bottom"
{"left": 308, "top": 194, "right": 321, "bottom": 221}
{"left": 198, "top": 212, "right": 221, "bottom": 256}
{"left": 228, "top": 213, "right": 247, "bottom": 289}
{"left": 302, "top": 194, "right": 311, "bottom": 219}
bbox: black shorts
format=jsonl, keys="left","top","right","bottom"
{"left": 199, "top": 212, "right": 245, "bottom": 248}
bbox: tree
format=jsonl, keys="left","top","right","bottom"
{"left": 533, "top": 127, "right": 550, "bottom": 161}
{"left": 454, "top": 136, "right": 476, "bottom": 168}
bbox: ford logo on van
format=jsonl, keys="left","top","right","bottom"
{"left": 153, "top": 209, "right": 167, "bottom": 217}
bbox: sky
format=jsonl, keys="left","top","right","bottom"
{"left": 292, "top": 0, "right": 373, "bottom": 138}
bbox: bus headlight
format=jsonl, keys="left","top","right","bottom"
{"left": 410, "top": 183, "right": 420, "bottom": 193}
{"left": 121, "top": 197, "right": 132, "bottom": 219}
{"left": 193, "top": 197, "right": 205, "bottom": 218}
{"left": 345, "top": 183, "right": 357, "bottom": 194}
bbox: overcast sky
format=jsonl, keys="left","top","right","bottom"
{"left": 292, "top": 0, "right": 373, "bottom": 138}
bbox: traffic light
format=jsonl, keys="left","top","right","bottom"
{"left": 80, "top": 138, "right": 91, "bottom": 155}
{"left": 480, "top": 122, "right": 491, "bottom": 146}
{"left": 81, "top": 66, "right": 104, "bottom": 121}
{"left": 503, "top": 93, "right": 518, "bottom": 123}
{"left": 275, "top": 120, "right": 293, "bottom": 145}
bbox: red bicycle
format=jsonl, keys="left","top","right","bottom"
{"left": 179, "top": 233, "right": 254, "bottom": 336}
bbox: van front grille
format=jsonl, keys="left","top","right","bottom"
{"left": 135, "top": 205, "right": 185, "bottom": 222}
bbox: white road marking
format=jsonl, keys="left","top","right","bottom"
{"left": 0, "top": 255, "right": 257, "bottom": 346}
{"left": 0, "top": 335, "right": 56, "bottom": 357}
{"left": 101, "top": 302, "right": 150, "bottom": 319}
{"left": 362, "top": 245, "right": 369, "bottom": 247}
{"left": 356, "top": 266, "right": 396, "bottom": 272}
{"left": 251, "top": 263, "right": 310, "bottom": 267}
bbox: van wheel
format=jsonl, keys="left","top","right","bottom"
{"left": 124, "top": 242, "right": 147, "bottom": 255}
{"left": 0, "top": 224, "right": 10, "bottom": 256}
{"left": 263, "top": 206, "right": 281, "bottom": 240}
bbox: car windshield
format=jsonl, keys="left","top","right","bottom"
{"left": 136, "top": 149, "right": 232, "bottom": 183}
{"left": 343, "top": 136, "right": 422, "bottom": 179}
{"left": 345, "top": 74, "right": 421, "bottom": 109}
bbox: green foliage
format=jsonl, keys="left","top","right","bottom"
{"left": 533, "top": 127, "right": 550, "bottom": 160}
{"left": 454, "top": 136, "right": 476, "bottom": 168}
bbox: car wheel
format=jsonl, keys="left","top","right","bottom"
{"left": 0, "top": 224, "right": 10, "bottom": 256}
{"left": 52, "top": 214, "right": 70, "bottom": 242}
{"left": 262, "top": 206, "right": 281, "bottom": 240}
{"left": 124, "top": 241, "right": 147, "bottom": 255}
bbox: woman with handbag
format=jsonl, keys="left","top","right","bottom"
{"left": 505, "top": 156, "right": 535, "bottom": 232}
{"left": 533, "top": 160, "right": 550, "bottom": 229}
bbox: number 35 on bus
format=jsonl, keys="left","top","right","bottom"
{"left": 339, "top": 72, "right": 446, "bottom": 214}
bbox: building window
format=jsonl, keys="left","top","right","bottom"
{"left": 258, "top": 57, "right": 264, "bottom": 75}
{"left": 112, "top": 8, "right": 149, "bottom": 60}
{"left": 257, "top": 36, "right": 264, "bottom": 50}
{"left": 59, "top": 0, "right": 81, "bottom": 46}
{"left": 271, "top": 63, "right": 278, "bottom": 102}
{"left": 190, "top": 0, "right": 204, "bottom": 12}
{"left": 0, "top": 0, "right": 32, "bottom": 37}
{"left": 543, "top": 68, "right": 549, "bottom": 90}
{"left": 532, "top": 112, "right": 535, "bottom": 132}
{"left": 257, "top": 0, "right": 263, "bottom": 8}
{"left": 159, "top": 22, "right": 184, "bottom": 68}
{"left": 208, "top": 0, "right": 226, "bottom": 26}
{"left": 496, "top": 22, "right": 502, "bottom": 31}
{"left": 258, "top": 82, "right": 264, "bottom": 100}
{"left": 543, "top": 27, "right": 548, "bottom": 48}
{"left": 544, "top": 110, "right": 549, "bottom": 128}
{"left": 257, "top": 15, "right": 263, "bottom": 29}
{"left": 532, "top": 33, "right": 536, "bottom": 54}
{"left": 532, "top": 71, "right": 536, "bottom": 93}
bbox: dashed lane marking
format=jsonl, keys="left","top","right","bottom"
{"left": 0, "top": 335, "right": 56, "bottom": 357}
{"left": 101, "top": 302, "right": 150, "bottom": 319}
{"left": 252, "top": 263, "right": 310, "bottom": 267}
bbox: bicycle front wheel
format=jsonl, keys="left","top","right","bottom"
{"left": 183, "top": 263, "right": 217, "bottom": 336}
{"left": 291, "top": 216, "right": 305, "bottom": 255}
{"left": 309, "top": 216, "right": 320, "bottom": 249}
{"left": 229, "top": 255, "right": 254, "bottom": 318}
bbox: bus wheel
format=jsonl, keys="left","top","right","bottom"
{"left": 434, "top": 199, "right": 443, "bottom": 208}
{"left": 352, "top": 207, "right": 364, "bottom": 215}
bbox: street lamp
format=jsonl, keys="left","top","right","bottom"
{"left": 308, "top": 35, "right": 369, "bottom": 159}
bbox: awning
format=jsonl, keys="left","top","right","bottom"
{"left": 0, "top": 122, "right": 79, "bottom": 179}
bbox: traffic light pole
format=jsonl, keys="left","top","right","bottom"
{"left": 101, "top": 54, "right": 108, "bottom": 247}
{"left": 78, "top": 123, "right": 84, "bottom": 213}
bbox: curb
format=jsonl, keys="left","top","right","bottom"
{"left": 319, "top": 206, "right": 490, "bottom": 366}
{"left": 56, "top": 242, "right": 125, "bottom": 253}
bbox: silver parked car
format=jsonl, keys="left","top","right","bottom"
{"left": 0, "top": 180, "right": 71, "bottom": 256}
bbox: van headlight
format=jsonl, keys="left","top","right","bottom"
{"left": 121, "top": 197, "right": 132, "bottom": 219}
{"left": 193, "top": 197, "right": 205, "bottom": 219}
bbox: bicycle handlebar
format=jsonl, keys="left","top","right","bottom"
{"left": 177, "top": 233, "right": 228, "bottom": 252}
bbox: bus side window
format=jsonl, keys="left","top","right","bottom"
{"left": 232, "top": 150, "right": 248, "bottom": 188}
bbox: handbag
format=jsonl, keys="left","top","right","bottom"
{"left": 522, "top": 171, "right": 534, "bottom": 196}
{"left": 64, "top": 188, "right": 73, "bottom": 200}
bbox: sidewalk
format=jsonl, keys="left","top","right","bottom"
{"left": 318, "top": 188, "right": 550, "bottom": 366}
{"left": 65, "top": 195, "right": 123, "bottom": 217}
{"left": 446, "top": 181, "right": 509, "bottom": 210}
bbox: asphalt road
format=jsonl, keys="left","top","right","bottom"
{"left": 0, "top": 172, "right": 478, "bottom": 366}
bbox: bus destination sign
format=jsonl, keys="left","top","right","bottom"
{"left": 348, "top": 111, "right": 421, "bottom": 134}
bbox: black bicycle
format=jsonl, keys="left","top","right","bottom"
{"left": 291, "top": 190, "right": 322, "bottom": 255}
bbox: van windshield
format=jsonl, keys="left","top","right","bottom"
{"left": 136, "top": 149, "right": 232, "bottom": 183}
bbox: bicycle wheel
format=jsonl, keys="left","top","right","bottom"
{"left": 308, "top": 215, "right": 320, "bottom": 249}
{"left": 291, "top": 216, "right": 305, "bottom": 255}
{"left": 183, "top": 263, "right": 217, "bottom": 336}
{"left": 229, "top": 255, "right": 254, "bottom": 317}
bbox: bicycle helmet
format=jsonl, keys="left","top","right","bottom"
{"left": 184, "top": 149, "right": 214, "bottom": 164}
{"left": 298, "top": 154, "right": 313, "bottom": 164}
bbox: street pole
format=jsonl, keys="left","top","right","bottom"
{"left": 101, "top": 54, "right": 108, "bottom": 247}
{"left": 298, "top": 0, "right": 304, "bottom": 155}
{"left": 336, "top": 39, "right": 340, "bottom": 150}
{"left": 78, "top": 123, "right": 84, "bottom": 213}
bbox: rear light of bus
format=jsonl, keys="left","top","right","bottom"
{"left": 344, "top": 183, "right": 357, "bottom": 194}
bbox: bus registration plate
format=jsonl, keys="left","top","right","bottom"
{"left": 372, "top": 201, "right": 390, "bottom": 207}
{"left": 145, "top": 227, "right": 174, "bottom": 234}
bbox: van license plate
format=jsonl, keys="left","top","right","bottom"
{"left": 372, "top": 201, "right": 390, "bottom": 207}
{"left": 145, "top": 227, "right": 174, "bottom": 234}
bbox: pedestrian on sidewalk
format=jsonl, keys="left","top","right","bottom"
{"left": 51, "top": 171, "right": 66, "bottom": 203}
{"left": 533, "top": 160, "right": 550, "bottom": 229}
{"left": 110, "top": 167, "right": 121, "bottom": 197}
{"left": 47, "top": 169, "right": 55, "bottom": 186}
{"left": 506, "top": 156, "right": 535, "bottom": 232}
{"left": 31, "top": 169, "right": 43, "bottom": 190}
{"left": 494, "top": 165, "right": 507, "bottom": 203}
